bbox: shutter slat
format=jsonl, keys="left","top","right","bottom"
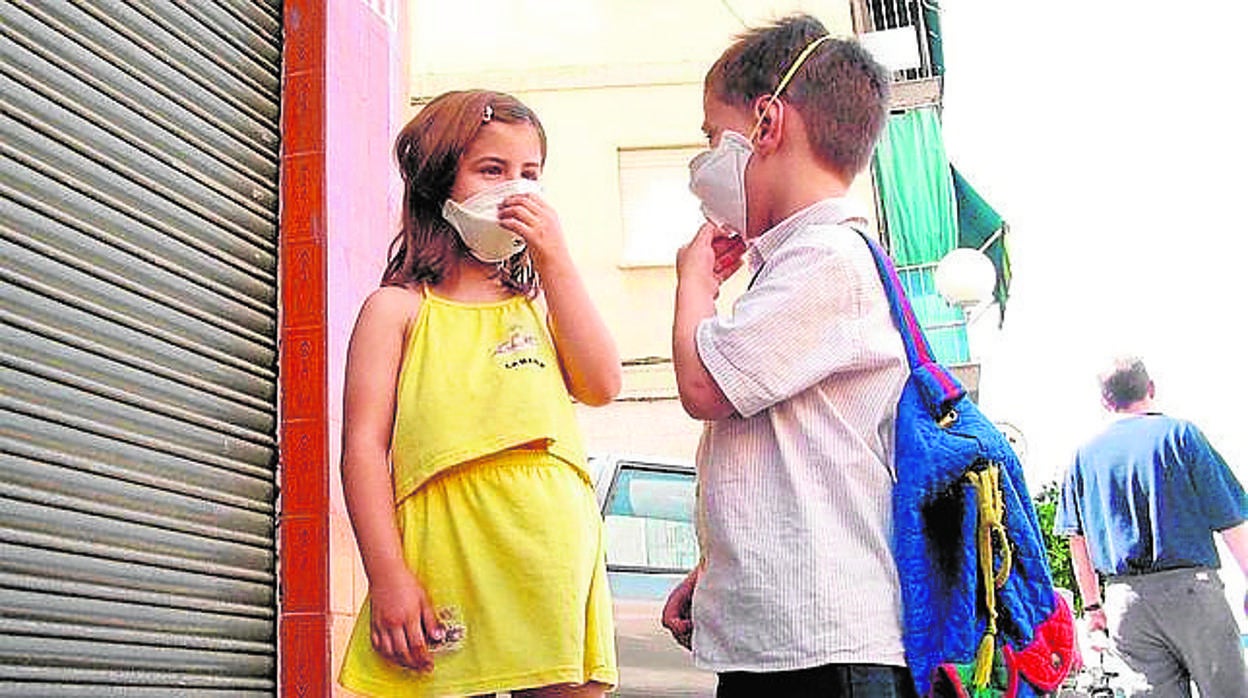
{"left": 6, "top": 331, "right": 275, "bottom": 440}
{"left": 69, "top": 0, "right": 280, "bottom": 119}
{"left": 0, "top": 667, "right": 271, "bottom": 697}
{"left": 2, "top": 267, "right": 275, "bottom": 382}
{"left": 2, "top": 377, "right": 274, "bottom": 478}
{"left": 4, "top": 203, "right": 275, "bottom": 341}
{"left": 1, "top": 69, "right": 277, "bottom": 244}
{"left": 1, "top": 496, "right": 272, "bottom": 578}
{"left": 0, "top": 624, "right": 273, "bottom": 675}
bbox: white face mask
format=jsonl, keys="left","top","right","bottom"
{"left": 442, "top": 178, "right": 542, "bottom": 262}
{"left": 688, "top": 130, "right": 753, "bottom": 235}
{"left": 688, "top": 33, "right": 834, "bottom": 237}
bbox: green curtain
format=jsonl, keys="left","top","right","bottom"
{"left": 873, "top": 108, "right": 959, "bottom": 266}
{"left": 952, "top": 167, "right": 1011, "bottom": 323}
{"left": 873, "top": 107, "right": 967, "bottom": 364}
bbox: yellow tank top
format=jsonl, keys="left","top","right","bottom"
{"left": 390, "top": 289, "right": 587, "bottom": 501}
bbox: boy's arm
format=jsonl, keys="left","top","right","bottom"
{"left": 674, "top": 223, "right": 737, "bottom": 420}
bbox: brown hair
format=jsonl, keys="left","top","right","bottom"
{"left": 706, "top": 14, "right": 890, "bottom": 179}
{"left": 382, "top": 90, "right": 547, "bottom": 294}
{"left": 1099, "top": 356, "right": 1152, "bottom": 409}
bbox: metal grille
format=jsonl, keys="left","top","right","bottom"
{"left": 0, "top": 0, "right": 281, "bottom": 694}
{"left": 860, "top": 0, "right": 936, "bottom": 81}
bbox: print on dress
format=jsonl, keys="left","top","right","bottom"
{"left": 494, "top": 325, "right": 547, "bottom": 370}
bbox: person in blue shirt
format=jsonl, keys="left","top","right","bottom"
{"left": 1055, "top": 355, "right": 1248, "bottom": 697}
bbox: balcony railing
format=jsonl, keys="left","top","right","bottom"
{"left": 852, "top": 0, "right": 942, "bottom": 107}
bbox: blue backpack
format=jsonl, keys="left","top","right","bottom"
{"left": 859, "top": 234, "right": 1076, "bottom": 698}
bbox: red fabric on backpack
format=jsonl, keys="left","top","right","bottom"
{"left": 1012, "top": 592, "right": 1078, "bottom": 692}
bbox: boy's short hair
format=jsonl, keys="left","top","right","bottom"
{"left": 706, "top": 14, "right": 890, "bottom": 179}
{"left": 1099, "top": 356, "right": 1152, "bottom": 409}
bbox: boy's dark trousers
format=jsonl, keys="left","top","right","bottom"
{"left": 717, "top": 663, "right": 918, "bottom": 698}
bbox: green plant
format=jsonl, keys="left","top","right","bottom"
{"left": 1032, "top": 480, "right": 1078, "bottom": 611}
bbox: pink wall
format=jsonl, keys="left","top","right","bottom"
{"left": 324, "top": 0, "right": 407, "bottom": 689}
{"left": 326, "top": 0, "right": 404, "bottom": 441}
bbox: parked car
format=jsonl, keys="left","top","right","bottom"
{"left": 589, "top": 455, "right": 716, "bottom": 697}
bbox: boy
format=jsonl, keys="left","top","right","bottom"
{"left": 661, "top": 14, "right": 917, "bottom": 697}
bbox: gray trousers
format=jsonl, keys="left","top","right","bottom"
{"left": 1105, "top": 567, "right": 1247, "bottom": 697}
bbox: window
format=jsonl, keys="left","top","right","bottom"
{"left": 851, "top": 0, "right": 940, "bottom": 81}
{"left": 603, "top": 464, "right": 698, "bottom": 572}
{"left": 617, "top": 146, "right": 705, "bottom": 268}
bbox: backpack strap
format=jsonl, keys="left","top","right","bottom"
{"left": 855, "top": 232, "right": 967, "bottom": 417}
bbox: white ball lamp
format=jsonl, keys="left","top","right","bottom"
{"left": 934, "top": 247, "right": 997, "bottom": 314}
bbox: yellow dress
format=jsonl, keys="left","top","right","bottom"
{"left": 339, "top": 290, "right": 617, "bottom": 697}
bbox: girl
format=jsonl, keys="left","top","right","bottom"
{"left": 337, "top": 90, "right": 621, "bottom": 698}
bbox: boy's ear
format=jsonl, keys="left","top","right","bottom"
{"left": 751, "top": 96, "right": 784, "bottom": 155}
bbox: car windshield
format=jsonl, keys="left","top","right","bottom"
{"left": 603, "top": 465, "right": 698, "bottom": 572}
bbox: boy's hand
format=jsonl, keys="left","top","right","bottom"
{"left": 677, "top": 222, "right": 739, "bottom": 299}
{"left": 661, "top": 566, "right": 700, "bottom": 651}
{"left": 710, "top": 229, "right": 746, "bottom": 281}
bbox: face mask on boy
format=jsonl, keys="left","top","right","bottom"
{"left": 688, "top": 130, "right": 754, "bottom": 235}
{"left": 687, "top": 34, "right": 833, "bottom": 237}
{"left": 442, "top": 178, "right": 542, "bottom": 263}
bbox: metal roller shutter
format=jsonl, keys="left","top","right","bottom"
{"left": 1, "top": 0, "right": 281, "bottom": 695}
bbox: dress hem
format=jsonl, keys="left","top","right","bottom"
{"left": 339, "top": 664, "right": 618, "bottom": 698}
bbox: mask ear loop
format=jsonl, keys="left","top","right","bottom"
{"left": 748, "top": 34, "right": 833, "bottom": 141}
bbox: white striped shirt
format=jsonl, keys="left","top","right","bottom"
{"left": 691, "top": 197, "right": 909, "bottom": 672}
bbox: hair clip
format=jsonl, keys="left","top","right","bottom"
{"left": 482, "top": 105, "right": 494, "bottom": 123}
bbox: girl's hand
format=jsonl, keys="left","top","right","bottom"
{"left": 368, "top": 570, "right": 444, "bottom": 672}
{"left": 497, "top": 192, "right": 566, "bottom": 263}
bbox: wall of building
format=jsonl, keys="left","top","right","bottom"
{"left": 323, "top": 0, "right": 408, "bottom": 693}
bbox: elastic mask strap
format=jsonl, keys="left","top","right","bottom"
{"left": 747, "top": 34, "right": 833, "bottom": 141}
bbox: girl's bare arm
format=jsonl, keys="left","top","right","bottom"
{"left": 340, "top": 286, "right": 440, "bottom": 670}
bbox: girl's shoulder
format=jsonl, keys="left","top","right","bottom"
{"left": 356, "top": 285, "right": 424, "bottom": 333}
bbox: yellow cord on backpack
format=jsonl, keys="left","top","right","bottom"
{"left": 967, "top": 465, "right": 1012, "bottom": 689}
